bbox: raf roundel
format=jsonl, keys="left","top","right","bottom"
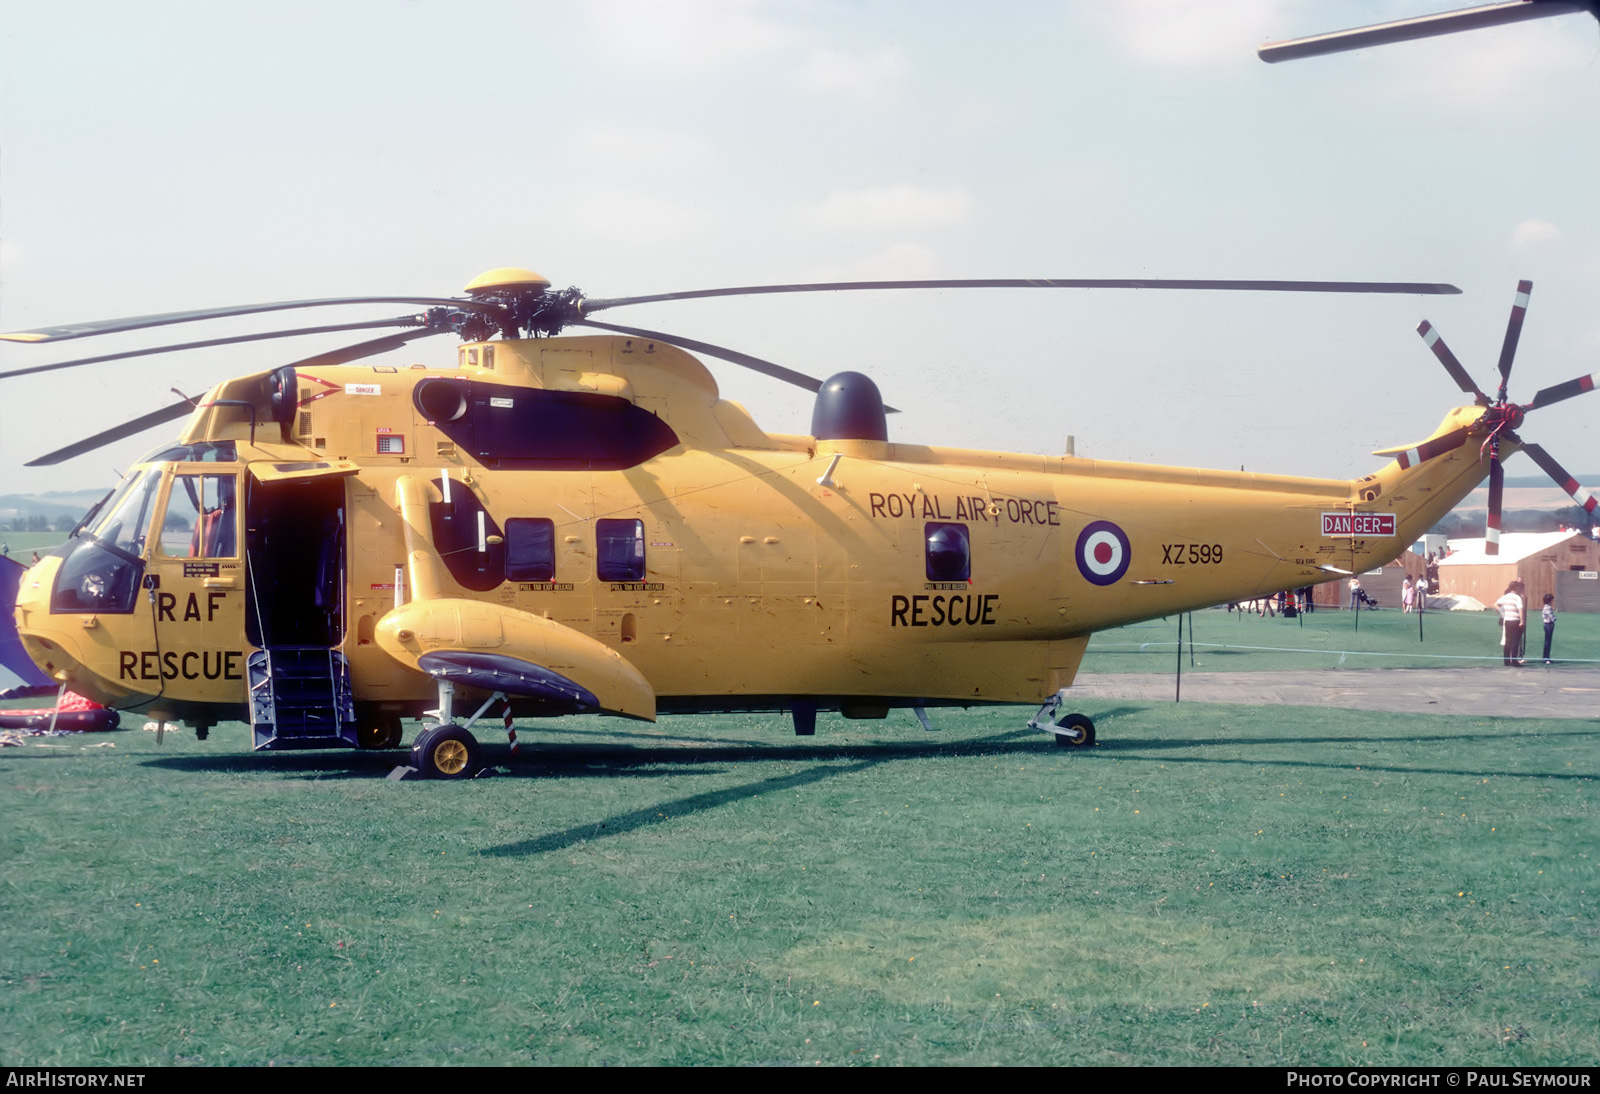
{"left": 1075, "top": 520, "right": 1131, "bottom": 586}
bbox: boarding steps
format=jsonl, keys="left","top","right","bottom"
{"left": 248, "top": 646, "right": 356, "bottom": 750}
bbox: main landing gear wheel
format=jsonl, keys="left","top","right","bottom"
{"left": 356, "top": 712, "right": 403, "bottom": 750}
{"left": 410, "top": 724, "right": 484, "bottom": 779}
{"left": 1053, "top": 713, "right": 1096, "bottom": 747}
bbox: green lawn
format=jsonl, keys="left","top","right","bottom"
{"left": 1082, "top": 604, "right": 1599, "bottom": 673}
{"left": 2, "top": 692, "right": 1594, "bottom": 1065}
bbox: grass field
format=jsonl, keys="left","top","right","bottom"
{"left": 3, "top": 625, "right": 1596, "bottom": 1065}
{"left": 1082, "top": 603, "right": 1600, "bottom": 673}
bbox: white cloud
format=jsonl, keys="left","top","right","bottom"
{"left": 585, "top": 0, "right": 798, "bottom": 73}
{"left": 815, "top": 243, "right": 944, "bottom": 280}
{"left": 797, "top": 46, "right": 910, "bottom": 100}
{"left": 572, "top": 126, "right": 714, "bottom": 169}
{"left": 1080, "top": 0, "right": 1290, "bottom": 69}
{"left": 794, "top": 185, "right": 973, "bottom": 233}
{"left": 1511, "top": 218, "right": 1562, "bottom": 250}
{"left": 565, "top": 188, "right": 712, "bottom": 243}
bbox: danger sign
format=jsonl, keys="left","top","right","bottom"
{"left": 1321, "top": 512, "right": 1396, "bottom": 537}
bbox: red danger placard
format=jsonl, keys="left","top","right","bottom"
{"left": 1322, "top": 512, "right": 1396, "bottom": 537}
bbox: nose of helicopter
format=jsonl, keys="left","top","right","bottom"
{"left": 6, "top": 556, "right": 150, "bottom": 709}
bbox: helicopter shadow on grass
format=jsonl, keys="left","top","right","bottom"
{"left": 1088, "top": 720, "right": 1600, "bottom": 783}
{"left": 135, "top": 747, "right": 726, "bottom": 783}
{"left": 479, "top": 722, "right": 1095, "bottom": 858}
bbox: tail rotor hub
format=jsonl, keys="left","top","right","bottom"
{"left": 1413, "top": 279, "right": 1600, "bottom": 552}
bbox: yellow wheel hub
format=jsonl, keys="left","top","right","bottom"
{"left": 433, "top": 739, "right": 470, "bottom": 775}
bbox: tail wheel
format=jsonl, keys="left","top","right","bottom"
{"left": 410, "top": 724, "right": 483, "bottom": 779}
{"left": 1053, "top": 712, "right": 1096, "bottom": 747}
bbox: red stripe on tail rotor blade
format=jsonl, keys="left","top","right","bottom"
{"left": 1485, "top": 458, "right": 1504, "bottom": 556}
{"left": 1524, "top": 443, "right": 1600, "bottom": 516}
{"left": 1528, "top": 371, "right": 1598, "bottom": 410}
{"left": 1495, "top": 280, "right": 1533, "bottom": 398}
{"left": 1417, "top": 320, "right": 1485, "bottom": 399}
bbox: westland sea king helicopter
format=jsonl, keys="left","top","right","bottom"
{"left": 2, "top": 268, "right": 1596, "bottom": 777}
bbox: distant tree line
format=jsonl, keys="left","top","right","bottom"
{"left": 1430, "top": 507, "right": 1597, "bottom": 538}
{"left": 3, "top": 513, "right": 80, "bottom": 533}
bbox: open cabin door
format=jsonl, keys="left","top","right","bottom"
{"left": 244, "top": 461, "right": 359, "bottom": 750}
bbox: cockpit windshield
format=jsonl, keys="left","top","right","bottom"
{"left": 87, "top": 467, "right": 163, "bottom": 558}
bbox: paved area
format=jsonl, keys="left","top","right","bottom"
{"left": 1069, "top": 666, "right": 1600, "bottom": 720}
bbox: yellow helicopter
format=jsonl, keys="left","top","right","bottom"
{"left": 2, "top": 269, "right": 1595, "bottom": 778}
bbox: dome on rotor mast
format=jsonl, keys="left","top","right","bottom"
{"left": 463, "top": 268, "right": 552, "bottom": 297}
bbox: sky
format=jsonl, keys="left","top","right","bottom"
{"left": 1, "top": 0, "right": 1598, "bottom": 497}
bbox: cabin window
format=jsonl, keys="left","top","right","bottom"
{"left": 428, "top": 478, "right": 505, "bottom": 592}
{"left": 596, "top": 519, "right": 646, "bottom": 582}
{"left": 925, "top": 522, "right": 971, "bottom": 583}
{"left": 506, "top": 518, "right": 556, "bottom": 582}
{"left": 159, "top": 473, "right": 238, "bottom": 558}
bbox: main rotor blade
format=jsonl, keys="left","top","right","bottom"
{"left": 1520, "top": 442, "right": 1599, "bottom": 518}
{"left": 21, "top": 328, "right": 450, "bottom": 467}
{"left": 0, "top": 296, "right": 494, "bottom": 345}
{"left": 1416, "top": 320, "right": 1488, "bottom": 401}
{"left": 1495, "top": 280, "right": 1533, "bottom": 400}
{"left": 1528, "top": 367, "right": 1598, "bottom": 410}
{"left": 582, "top": 278, "right": 1462, "bottom": 314}
{"left": 284, "top": 327, "right": 449, "bottom": 370}
{"left": 25, "top": 399, "right": 195, "bottom": 467}
{"left": 573, "top": 319, "right": 899, "bottom": 413}
{"left": 0, "top": 315, "right": 433, "bottom": 382}
{"left": 1485, "top": 454, "right": 1504, "bottom": 555}
{"left": 1258, "top": 1, "right": 1588, "bottom": 63}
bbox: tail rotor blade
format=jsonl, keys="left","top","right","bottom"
{"left": 1417, "top": 320, "right": 1487, "bottom": 401}
{"left": 1521, "top": 442, "right": 1599, "bottom": 519}
{"left": 1528, "top": 368, "right": 1599, "bottom": 411}
{"left": 1485, "top": 453, "right": 1504, "bottom": 555}
{"left": 1495, "top": 280, "right": 1533, "bottom": 400}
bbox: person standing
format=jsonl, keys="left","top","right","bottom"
{"left": 1401, "top": 576, "right": 1415, "bottom": 613}
{"left": 1495, "top": 581, "right": 1526, "bottom": 666}
{"left": 1541, "top": 594, "right": 1556, "bottom": 665}
{"left": 1349, "top": 576, "right": 1362, "bottom": 610}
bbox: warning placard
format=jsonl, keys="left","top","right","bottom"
{"left": 1321, "top": 512, "right": 1396, "bottom": 537}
